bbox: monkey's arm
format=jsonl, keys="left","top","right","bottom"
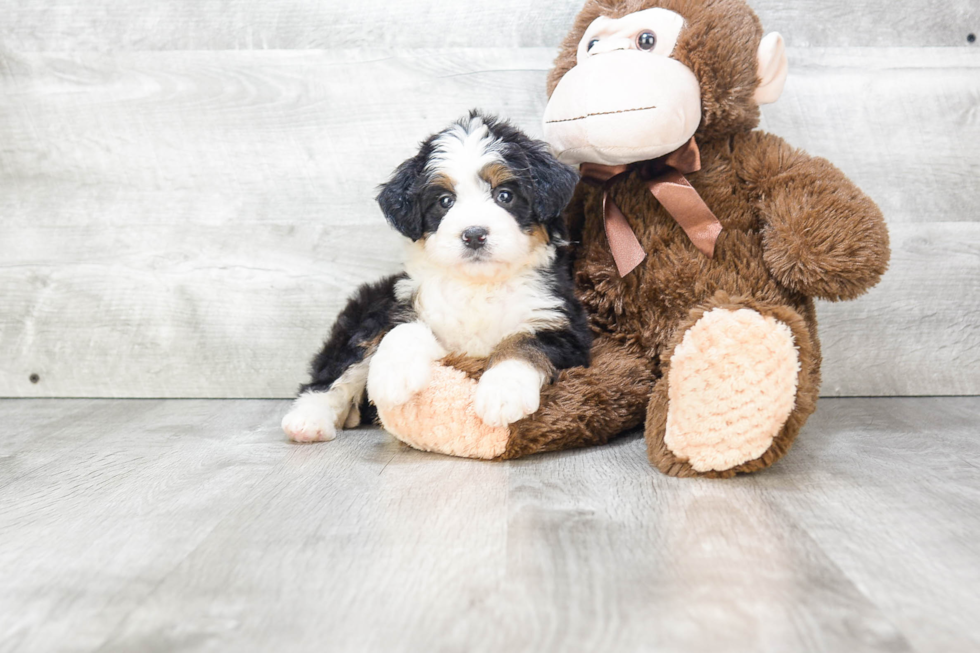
{"left": 734, "top": 131, "right": 890, "bottom": 301}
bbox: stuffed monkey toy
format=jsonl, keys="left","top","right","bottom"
{"left": 378, "top": 0, "right": 889, "bottom": 478}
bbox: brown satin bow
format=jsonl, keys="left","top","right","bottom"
{"left": 579, "top": 137, "right": 723, "bottom": 277}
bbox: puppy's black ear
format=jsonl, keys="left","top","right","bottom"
{"left": 527, "top": 144, "right": 580, "bottom": 234}
{"left": 376, "top": 155, "right": 425, "bottom": 241}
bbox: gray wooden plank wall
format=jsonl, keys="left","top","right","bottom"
{"left": 0, "top": 1, "right": 978, "bottom": 398}
{"left": 0, "top": 0, "right": 976, "bottom": 49}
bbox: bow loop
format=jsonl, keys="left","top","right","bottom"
{"left": 664, "top": 138, "right": 702, "bottom": 174}
{"left": 579, "top": 137, "right": 722, "bottom": 277}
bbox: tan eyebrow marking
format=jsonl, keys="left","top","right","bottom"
{"left": 430, "top": 172, "right": 456, "bottom": 192}
{"left": 479, "top": 162, "right": 516, "bottom": 188}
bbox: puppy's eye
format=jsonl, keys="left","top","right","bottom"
{"left": 637, "top": 32, "right": 657, "bottom": 51}
{"left": 587, "top": 39, "right": 600, "bottom": 52}
{"left": 495, "top": 189, "right": 514, "bottom": 204}
{"left": 438, "top": 195, "right": 455, "bottom": 209}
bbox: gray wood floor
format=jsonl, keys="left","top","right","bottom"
{"left": 1, "top": 397, "right": 978, "bottom": 653}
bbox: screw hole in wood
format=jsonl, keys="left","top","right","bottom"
{"left": 969, "top": 33, "right": 977, "bottom": 44}
{"left": 29, "top": 374, "right": 40, "bottom": 384}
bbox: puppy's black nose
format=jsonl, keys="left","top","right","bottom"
{"left": 461, "top": 227, "right": 489, "bottom": 250}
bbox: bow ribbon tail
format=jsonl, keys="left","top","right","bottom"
{"left": 602, "top": 191, "right": 647, "bottom": 277}
{"left": 647, "top": 170, "right": 723, "bottom": 259}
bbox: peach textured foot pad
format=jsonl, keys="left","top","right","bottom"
{"left": 376, "top": 363, "right": 510, "bottom": 460}
{"left": 665, "top": 308, "right": 800, "bottom": 472}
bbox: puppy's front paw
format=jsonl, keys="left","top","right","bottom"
{"left": 367, "top": 358, "right": 433, "bottom": 409}
{"left": 474, "top": 360, "right": 545, "bottom": 428}
{"left": 282, "top": 392, "right": 342, "bottom": 443}
{"left": 367, "top": 322, "right": 446, "bottom": 410}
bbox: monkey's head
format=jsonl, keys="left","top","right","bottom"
{"left": 543, "top": 0, "right": 787, "bottom": 166}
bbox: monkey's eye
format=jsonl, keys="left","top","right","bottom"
{"left": 587, "top": 39, "right": 600, "bottom": 52}
{"left": 637, "top": 31, "right": 657, "bottom": 51}
{"left": 495, "top": 189, "right": 514, "bottom": 204}
{"left": 439, "top": 195, "right": 455, "bottom": 209}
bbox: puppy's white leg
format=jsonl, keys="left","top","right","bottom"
{"left": 367, "top": 322, "right": 446, "bottom": 410}
{"left": 343, "top": 402, "right": 362, "bottom": 429}
{"left": 282, "top": 360, "right": 369, "bottom": 443}
{"left": 474, "top": 359, "right": 547, "bottom": 428}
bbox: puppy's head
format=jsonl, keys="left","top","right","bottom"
{"left": 376, "top": 111, "right": 579, "bottom": 280}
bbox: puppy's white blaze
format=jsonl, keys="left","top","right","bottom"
{"left": 474, "top": 359, "right": 547, "bottom": 427}
{"left": 367, "top": 321, "right": 447, "bottom": 409}
{"left": 426, "top": 115, "right": 504, "bottom": 182}
{"left": 282, "top": 359, "right": 370, "bottom": 442}
{"left": 399, "top": 252, "right": 567, "bottom": 358}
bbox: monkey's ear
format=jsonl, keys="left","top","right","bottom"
{"left": 527, "top": 145, "right": 580, "bottom": 233}
{"left": 754, "top": 32, "right": 788, "bottom": 105}
{"left": 376, "top": 156, "right": 425, "bottom": 241}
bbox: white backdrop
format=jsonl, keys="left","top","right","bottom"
{"left": 0, "top": 0, "right": 977, "bottom": 398}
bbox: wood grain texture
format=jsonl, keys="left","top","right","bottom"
{"left": 0, "top": 0, "right": 976, "bottom": 51}
{"left": 761, "top": 48, "right": 980, "bottom": 227}
{"left": 2, "top": 221, "right": 975, "bottom": 398}
{"left": 770, "top": 398, "right": 980, "bottom": 653}
{"left": 817, "top": 222, "right": 980, "bottom": 397}
{"left": 1, "top": 47, "right": 977, "bottom": 397}
{"left": 0, "top": 400, "right": 288, "bottom": 652}
{"left": 2, "top": 397, "right": 979, "bottom": 652}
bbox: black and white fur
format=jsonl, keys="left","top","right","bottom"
{"left": 282, "top": 111, "right": 591, "bottom": 443}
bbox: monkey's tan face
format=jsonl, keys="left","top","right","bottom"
{"left": 543, "top": 8, "right": 702, "bottom": 167}
{"left": 543, "top": 7, "right": 789, "bottom": 168}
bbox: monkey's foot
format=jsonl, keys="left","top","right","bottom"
{"left": 376, "top": 363, "right": 510, "bottom": 460}
{"left": 660, "top": 307, "right": 800, "bottom": 473}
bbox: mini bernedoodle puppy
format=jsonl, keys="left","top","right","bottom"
{"left": 282, "top": 111, "right": 592, "bottom": 443}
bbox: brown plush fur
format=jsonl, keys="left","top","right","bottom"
{"left": 501, "top": 0, "right": 890, "bottom": 476}
{"left": 502, "top": 337, "right": 658, "bottom": 458}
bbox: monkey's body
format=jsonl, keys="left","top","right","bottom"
{"left": 572, "top": 134, "right": 820, "bottom": 348}
{"left": 371, "top": 0, "right": 891, "bottom": 477}
{"left": 505, "top": 130, "right": 888, "bottom": 476}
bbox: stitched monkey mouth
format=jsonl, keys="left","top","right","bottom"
{"left": 545, "top": 105, "right": 657, "bottom": 124}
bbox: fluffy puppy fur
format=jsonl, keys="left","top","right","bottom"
{"left": 282, "top": 111, "right": 590, "bottom": 443}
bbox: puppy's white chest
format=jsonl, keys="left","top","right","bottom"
{"left": 413, "top": 277, "right": 561, "bottom": 358}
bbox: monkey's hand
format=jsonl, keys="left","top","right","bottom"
{"left": 737, "top": 132, "right": 890, "bottom": 301}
